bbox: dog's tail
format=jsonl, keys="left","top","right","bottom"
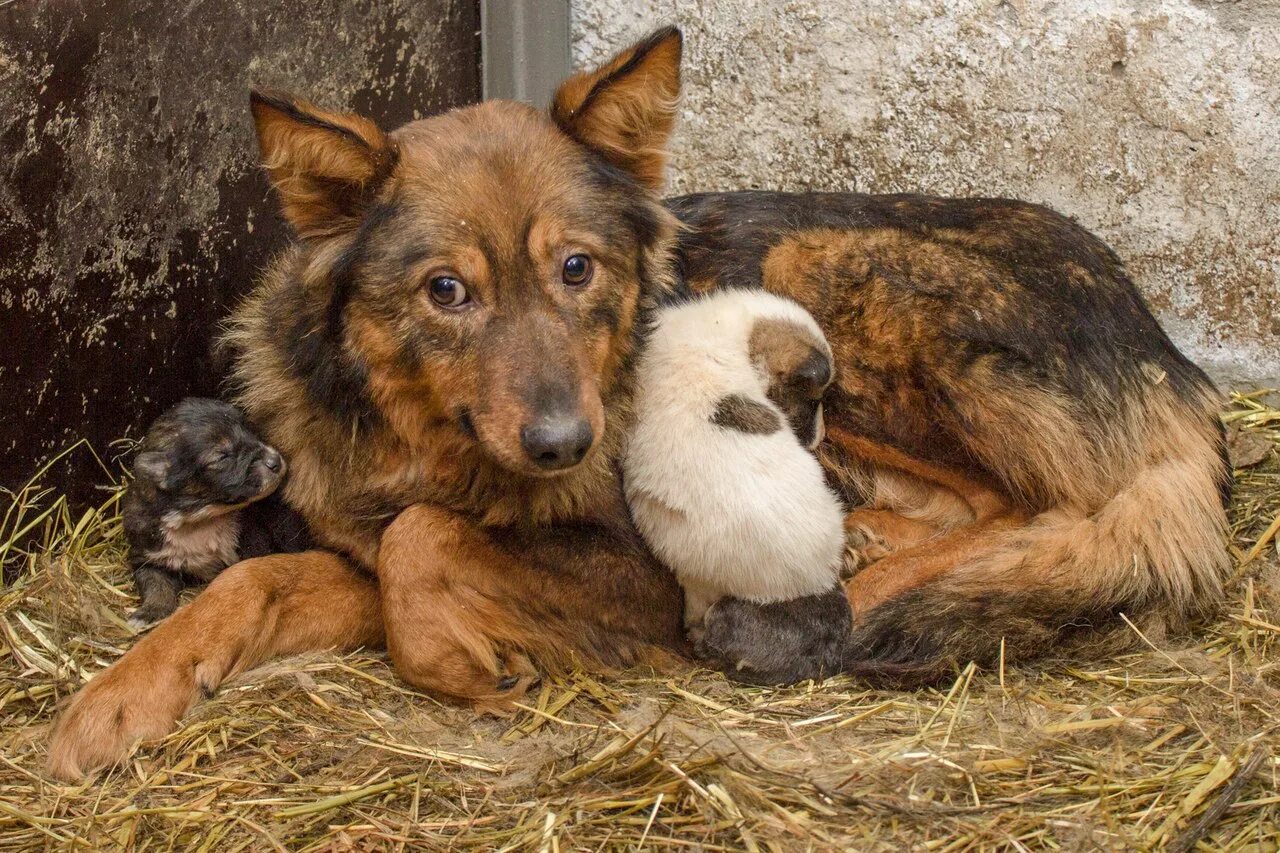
{"left": 842, "top": 400, "right": 1232, "bottom": 684}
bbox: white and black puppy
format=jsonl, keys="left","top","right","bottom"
{"left": 624, "top": 288, "right": 846, "bottom": 634}
{"left": 123, "top": 398, "right": 307, "bottom": 626}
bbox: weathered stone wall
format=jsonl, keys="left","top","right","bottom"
{"left": 573, "top": 0, "right": 1280, "bottom": 385}
{"left": 0, "top": 0, "right": 479, "bottom": 501}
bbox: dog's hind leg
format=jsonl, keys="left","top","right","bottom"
{"left": 844, "top": 512, "right": 1027, "bottom": 617}
{"left": 47, "top": 551, "right": 382, "bottom": 780}
{"left": 842, "top": 509, "right": 938, "bottom": 575}
{"left": 828, "top": 427, "right": 1018, "bottom": 575}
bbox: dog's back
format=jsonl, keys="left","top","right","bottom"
{"left": 671, "top": 191, "right": 1230, "bottom": 679}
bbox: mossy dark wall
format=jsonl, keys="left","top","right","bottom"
{"left": 0, "top": 0, "right": 480, "bottom": 503}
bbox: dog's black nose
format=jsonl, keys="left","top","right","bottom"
{"left": 521, "top": 416, "right": 594, "bottom": 470}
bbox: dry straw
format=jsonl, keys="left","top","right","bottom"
{"left": 1, "top": 393, "right": 1277, "bottom": 850}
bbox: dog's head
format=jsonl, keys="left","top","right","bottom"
{"left": 249, "top": 28, "right": 683, "bottom": 477}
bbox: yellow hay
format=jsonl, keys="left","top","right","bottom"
{"left": 0, "top": 394, "right": 1277, "bottom": 850}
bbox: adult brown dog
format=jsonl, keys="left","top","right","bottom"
{"left": 47, "top": 27, "right": 1230, "bottom": 779}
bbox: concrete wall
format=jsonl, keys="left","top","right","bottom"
{"left": 572, "top": 0, "right": 1279, "bottom": 385}
{"left": 0, "top": 0, "right": 480, "bottom": 501}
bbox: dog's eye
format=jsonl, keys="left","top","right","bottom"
{"left": 427, "top": 276, "right": 470, "bottom": 308}
{"left": 562, "top": 254, "right": 593, "bottom": 287}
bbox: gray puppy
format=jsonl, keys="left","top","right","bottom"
{"left": 123, "top": 398, "right": 307, "bottom": 626}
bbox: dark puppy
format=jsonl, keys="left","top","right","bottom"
{"left": 124, "top": 398, "right": 307, "bottom": 626}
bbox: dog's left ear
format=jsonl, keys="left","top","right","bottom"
{"left": 249, "top": 90, "right": 396, "bottom": 239}
{"left": 551, "top": 26, "right": 682, "bottom": 191}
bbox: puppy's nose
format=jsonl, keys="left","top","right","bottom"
{"left": 794, "top": 348, "right": 833, "bottom": 397}
{"left": 520, "top": 416, "right": 594, "bottom": 470}
{"left": 261, "top": 448, "right": 284, "bottom": 473}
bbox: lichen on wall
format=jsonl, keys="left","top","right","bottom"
{"left": 0, "top": 0, "right": 479, "bottom": 499}
{"left": 572, "top": 0, "right": 1280, "bottom": 383}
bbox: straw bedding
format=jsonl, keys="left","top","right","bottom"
{"left": 1, "top": 393, "right": 1277, "bottom": 851}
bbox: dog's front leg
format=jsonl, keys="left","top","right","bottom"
{"left": 377, "top": 503, "right": 687, "bottom": 706}
{"left": 47, "top": 551, "right": 382, "bottom": 780}
{"left": 377, "top": 504, "right": 546, "bottom": 707}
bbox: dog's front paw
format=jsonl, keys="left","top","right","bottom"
{"left": 695, "top": 587, "right": 852, "bottom": 685}
{"left": 47, "top": 642, "right": 200, "bottom": 780}
{"left": 485, "top": 650, "right": 540, "bottom": 710}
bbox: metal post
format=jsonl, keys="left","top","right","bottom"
{"left": 481, "top": 0, "right": 573, "bottom": 106}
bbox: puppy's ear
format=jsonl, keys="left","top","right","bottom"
{"left": 249, "top": 90, "right": 396, "bottom": 238}
{"left": 133, "top": 451, "right": 171, "bottom": 489}
{"left": 551, "top": 26, "right": 682, "bottom": 191}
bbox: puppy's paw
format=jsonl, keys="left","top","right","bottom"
{"left": 684, "top": 622, "right": 707, "bottom": 649}
{"left": 696, "top": 588, "right": 852, "bottom": 685}
{"left": 128, "top": 602, "right": 175, "bottom": 630}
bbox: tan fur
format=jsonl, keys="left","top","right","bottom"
{"left": 820, "top": 379, "right": 1228, "bottom": 635}
{"left": 378, "top": 505, "right": 546, "bottom": 706}
{"left": 227, "top": 91, "right": 690, "bottom": 560}
{"left": 151, "top": 511, "right": 241, "bottom": 580}
{"left": 46, "top": 30, "right": 691, "bottom": 780}
{"left": 250, "top": 92, "right": 395, "bottom": 238}
{"left": 944, "top": 388, "right": 1230, "bottom": 620}
{"left": 46, "top": 27, "right": 1231, "bottom": 779}
{"left": 867, "top": 468, "right": 976, "bottom": 531}
{"left": 764, "top": 227, "right": 1229, "bottom": 648}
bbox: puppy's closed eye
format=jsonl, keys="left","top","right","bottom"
{"left": 205, "top": 452, "right": 232, "bottom": 469}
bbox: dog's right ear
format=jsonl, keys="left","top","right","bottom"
{"left": 249, "top": 91, "right": 396, "bottom": 238}
{"left": 551, "top": 26, "right": 682, "bottom": 191}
